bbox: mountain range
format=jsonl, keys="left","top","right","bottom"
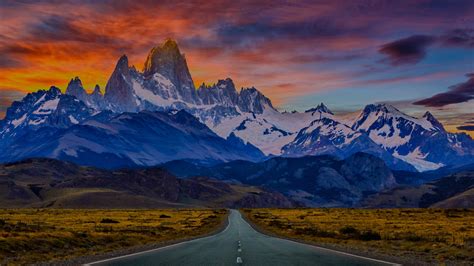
{"left": 0, "top": 158, "right": 293, "bottom": 208}
{"left": 161, "top": 152, "right": 397, "bottom": 207}
{"left": 1, "top": 38, "right": 473, "bottom": 172}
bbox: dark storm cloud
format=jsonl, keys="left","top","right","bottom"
{"left": 414, "top": 73, "right": 474, "bottom": 107}
{"left": 379, "top": 29, "right": 474, "bottom": 66}
{"left": 441, "top": 28, "right": 474, "bottom": 48}
{"left": 379, "top": 35, "right": 436, "bottom": 65}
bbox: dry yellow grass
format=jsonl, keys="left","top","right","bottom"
{"left": 0, "top": 209, "right": 227, "bottom": 265}
{"left": 243, "top": 208, "right": 474, "bottom": 264}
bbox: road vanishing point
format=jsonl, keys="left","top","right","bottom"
{"left": 87, "top": 210, "right": 399, "bottom": 266}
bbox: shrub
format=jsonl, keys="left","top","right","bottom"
{"left": 159, "top": 214, "right": 171, "bottom": 218}
{"left": 339, "top": 226, "right": 359, "bottom": 235}
{"left": 268, "top": 219, "right": 291, "bottom": 229}
{"left": 253, "top": 214, "right": 267, "bottom": 219}
{"left": 359, "top": 230, "right": 381, "bottom": 241}
{"left": 100, "top": 218, "right": 119, "bottom": 224}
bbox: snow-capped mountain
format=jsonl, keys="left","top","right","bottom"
{"left": 0, "top": 86, "right": 94, "bottom": 145}
{"left": 1, "top": 38, "right": 473, "bottom": 172}
{"left": 206, "top": 103, "right": 333, "bottom": 155}
{"left": 0, "top": 109, "right": 265, "bottom": 168}
{"left": 281, "top": 105, "right": 416, "bottom": 171}
{"left": 102, "top": 39, "right": 272, "bottom": 116}
{"left": 352, "top": 104, "right": 474, "bottom": 171}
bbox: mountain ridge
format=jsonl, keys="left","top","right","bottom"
{"left": 161, "top": 152, "right": 398, "bottom": 207}
{"left": 0, "top": 158, "right": 293, "bottom": 208}
{"left": 1, "top": 39, "right": 473, "bottom": 171}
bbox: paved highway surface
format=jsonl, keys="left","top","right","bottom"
{"left": 87, "top": 210, "right": 398, "bottom": 266}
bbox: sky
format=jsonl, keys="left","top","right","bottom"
{"left": 0, "top": 0, "right": 473, "bottom": 136}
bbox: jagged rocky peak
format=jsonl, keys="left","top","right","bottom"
{"left": 198, "top": 78, "right": 236, "bottom": 91}
{"left": 92, "top": 84, "right": 102, "bottom": 96}
{"left": 103, "top": 54, "right": 137, "bottom": 112}
{"left": 65, "top": 76, "right": 87, "bottom": 99}
{"left": 305, "top": 103, "right": 334, "bottom": 115}
{"left": 143, "top": 38, "right": 187, "bottom": 77}
{"left": 48, "top": 85, "right": 62, "bottom": 96}
{"left": 423, "top": 111, "right": 445, "bottom": 131}
{"left": 216, "top": 78, "right": 235, "bottom": 88}
{"left": 197, "top": 78, "right": 239, "bottom": 106}
{"left": 8, "top": 86, "right": 61, "bottom": 116}
{"left": 115, "top": 54, "right": 130, "bottom": 74}
{"left": 1, "top": 84, "right": 94, "bottom": 134}
{"left": 143, "top": 38, "right": 197, "bottom": 103}
{"left": 363, "top": 103, "right": 400, "bottom": 114}
{"left": 89, "top": 84, "right": 104, "bottom": 109}
{"left": 238, "top": 87, "right": 274, "bottom": 113}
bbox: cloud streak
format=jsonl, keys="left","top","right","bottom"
{"left": 379, "top": 28, "right": 474, "bottom": 66}
{"left": 414, "top": 73, "right": 474, "bottom": 107}
{"left": 379, "top": 35, "right": 436, "bottom": 65}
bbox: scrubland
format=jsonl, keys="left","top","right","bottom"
{"left": 0, "top": 209, "right": 226, "bottom": 265}
{"left": 243, "top": 208, "right": 474, "bottom": 265}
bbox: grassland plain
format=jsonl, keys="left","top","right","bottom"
{"left": 243, "top": 208, "right": 474, "bottom": 265}
{"left": 0, "top": 209, "right": 227, "bottom": 265}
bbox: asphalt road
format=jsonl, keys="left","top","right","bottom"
{"left": 87, "top": 210, "right": 398, "bottom": 266}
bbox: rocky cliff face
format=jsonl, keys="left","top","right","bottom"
{"left": 65, "top": 77, "right": 88, "bottom": 103}
{"left": 197, "top": 78, "right": 240, "bottom": 106}
{"left": 103, "top": 55, "right": 137, "bottom": 112}
{"left": 143, "top": 39, "right": 198, "bottom": 104}
{"left": 101, "top": 39, "right": 274, "bottom": 115}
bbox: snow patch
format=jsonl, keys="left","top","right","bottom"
{"left": 69, "top": 115, "right": 79, "bottom": 124}
{"left": 133, "top": 79, "right": 177, "bottom": 107}
{"left": 11, "top": 114, "right": 27, "bottom": 128}
{"left": 33, "top": 98, "right": 60, "bottom": 115}
{"left": 393, "top": 149, "right": 443, "bottom": 172}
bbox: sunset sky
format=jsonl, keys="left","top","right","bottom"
{"left": 0, "top": 0, "right": 473, "bottom": 136}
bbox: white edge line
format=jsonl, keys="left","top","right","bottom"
{"left": 237, "top": 212, "right": 402, "bottom": 266}
{"left": 83, "top": 211, "right": 232, "bottom": 265}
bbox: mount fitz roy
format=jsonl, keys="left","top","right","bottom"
{"left": 1, "top": 39, "right": 473, "bottom": 171}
